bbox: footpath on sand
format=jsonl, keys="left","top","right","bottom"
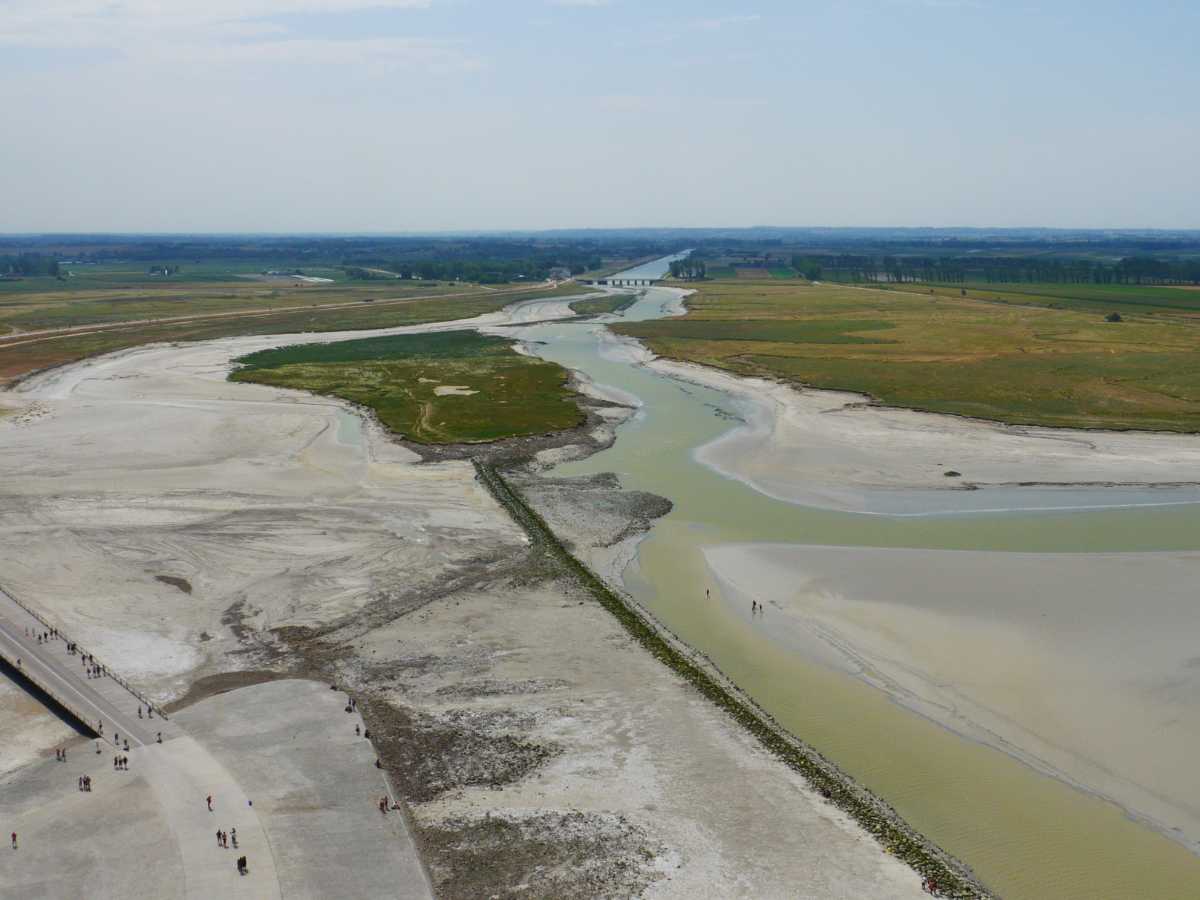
{"left": 0, "top": 584, "right": 430, "bottom": 899}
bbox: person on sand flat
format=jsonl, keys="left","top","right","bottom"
{"left": 207, "top": 795, "right": 213, "bottom": 811}
{"left": 10, "top": 832, "right": 16, "bottom": 850}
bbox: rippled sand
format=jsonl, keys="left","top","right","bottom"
{"left": 704, "top": 543, "right": 1200, "bottom": 854}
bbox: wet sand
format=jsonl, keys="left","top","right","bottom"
{"left": 703, "top": 544, "right": 1200, "bottom": 855}
{"left": 659, "top": 359, "right": 1200, "bottom": 514}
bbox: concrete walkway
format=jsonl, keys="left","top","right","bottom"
{"left": 0, "top": 587, "right": 172, "bottom": 748}
{"left": 0, "top": 587, "right": 430, "bottom": 899}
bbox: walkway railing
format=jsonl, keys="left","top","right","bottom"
{"left": 0, "top": 580, "right": 168, "bottom": 721}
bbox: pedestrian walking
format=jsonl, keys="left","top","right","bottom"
{"left": 355, "top": 724, "right": 360, "bottom": 736}
{"left": 10, "top": 832, "right": 16, "bottom": 850}
{"left": 231, "top": 828, "right": 238, "bottom": 849}
{"left": 138, "top": 706, "right": 143, "bottom": 719}
{"left": 216, "top": 830, "right": 222, "bottom": 848}
{"left": 157, "top": 732, "right": 162, "bottom": 744}
{"left": 207, "top": 795, "right": 213, "bottom": 812}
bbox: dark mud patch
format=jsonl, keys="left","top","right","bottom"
{"left": 434, "top": 678, "right": 570, "bottom": 699}
{"left": 154, "top": 574, "right": 193, "bottom": 594}
{"left": 360, "top": 697, "right": 559, "bottom": 804}
{"left": 422, "top": 811, "right": 667, "bottom": 900}
{"left": 164, "top": 670, "right": 298, "bottom": 713}
{"left": 513, "top": 471, "right": 673, "bottom": 551}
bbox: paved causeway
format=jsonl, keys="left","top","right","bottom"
{"left": 0, "top": 587, "right": 431, "bottom": 900}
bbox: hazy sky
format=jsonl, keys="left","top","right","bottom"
{"left": 1, "top": 1, "right": 1196, "bottom": 232}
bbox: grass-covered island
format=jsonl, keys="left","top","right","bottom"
{"left": 231, "top": 330, "right": 584, "bottom": 444}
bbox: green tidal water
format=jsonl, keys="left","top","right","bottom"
{"left": 517, "top": 278, "right": 1200, "bottom": 899}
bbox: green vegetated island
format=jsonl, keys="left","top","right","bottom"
{"left": 617, "top": 274, "right": 1200, "bottom": 432}
{"left": 231, "top": 331, "right": 584, "bottom": 444}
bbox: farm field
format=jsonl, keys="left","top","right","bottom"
{"left": 231, "top": 330, "right": 584, "bottom": 443}
{"left": 0, "top": 283, "right": 586, "bottom": 385}
{"left": 857, "top": 280, "right": 1200, "bottom": 315}
{"left": 0, "top": 274, "right": 479, "bottom": 333}
{"left": 618, "top": 277, "right": 1200, "bottom": 431}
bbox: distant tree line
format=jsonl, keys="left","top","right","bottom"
{"left": 791, "top": 255, "right": 824, "bottom": 281}
{"left": 819, "top": 255, "right": 1200, "bottom": 286}
{"left": 669, "top": 255, "right": 707, "bottom": 280}
{"left": 344, "top": 255, "right": 601, "bottom": 284}
{"left": 0, "top": 253, "right": 59, "bottom": 278}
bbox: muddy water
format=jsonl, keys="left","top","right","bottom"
{"left": 518, "top": 273, "right": 1200, "bottom": 899}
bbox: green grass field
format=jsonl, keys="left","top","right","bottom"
{"left": 615, "top": 279, "right": 1200, "bottom": 432}
{"left": 0, "top": 278, "right": 476, "bottom": 332}
{"left": 569, "top": 293, "right": 639, "bottom": 317}
{"left": 0, "top": 284, "right": 584, "bottom": 385}
{"left": 854, "top": 280, "right": 1200, "bottom": 315}
{"left": 231, "top": 331, "right": 584, "bottom": 444}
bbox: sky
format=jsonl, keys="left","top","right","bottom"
{"left": 0, "top": 0, "right": 1197, "bottom": 232}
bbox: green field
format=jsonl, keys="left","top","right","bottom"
{"left": 0, "top": 277, "right": 475, "bottom": 332}
{"left": 615, "top": 279, "right": 1200, "bottom": 432}
{"left": 858, "top": 280, "right": 1200, "bottom": 315}
{"left": 569, "top": 293, "right": 639, "bottom": 317}
{"left": 0, "top": 284, "right": 585, "bottom": 385}
{"left": 231, "top": 331, "right": 585, "bottom": 444}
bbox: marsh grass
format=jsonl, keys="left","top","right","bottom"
{"left": 232, "top": 331, "right": 585, "bottom": 444}
{"left": 616, "top": 280, "right": 1200, "bottom": 431}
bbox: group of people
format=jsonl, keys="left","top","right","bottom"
{"left": 77, "top": 775, "right": 93, "bottom": 792}
{"left": 113, "top": 754, "right": 130, "bottom": 770}
{"left": 54, "top": 747, "right": 67, "bottom": 762}
{"left": 207, "top": 802, "right": 249, "bottom": 875}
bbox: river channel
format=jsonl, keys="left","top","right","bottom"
{"left": 514, "top": 257, "right": 1200, "bottom": 899}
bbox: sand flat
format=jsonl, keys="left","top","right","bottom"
{"left": 703, "top": 542, "right": 1200, "bottom": 853}
{"left": 652, "top": 358, "right": 1200, "bottom": 513}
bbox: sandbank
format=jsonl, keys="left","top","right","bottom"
{"left": 703, "top": 542, "right": 1200, "bottom": 854}
{"left": 649, "top": 358, "right": 1200, "bottom": 514}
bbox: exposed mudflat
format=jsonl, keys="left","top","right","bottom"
{"left": 0, "top": 297, "right": 928, "bottom": 897}
{"left": 704, "top": 543, "right": 1200, "bottom": 856}
{"left": 657, "top": 357, "right": 1200, "bottom": 514}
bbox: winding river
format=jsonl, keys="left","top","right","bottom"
{"left": 515, "top": 258, "right": 1200, "bottom": 899}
